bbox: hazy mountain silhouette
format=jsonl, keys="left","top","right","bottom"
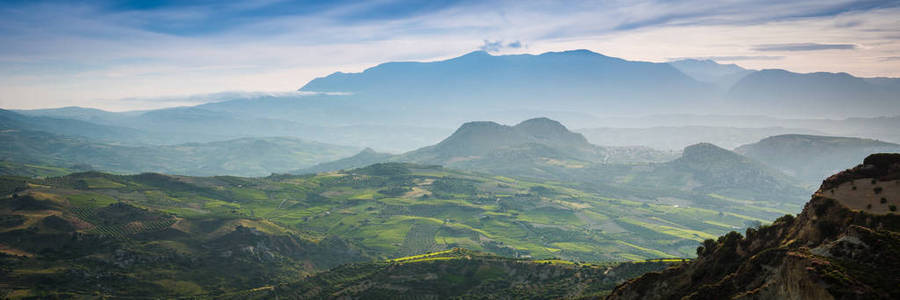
{"left": 736, "top": 134, "right": 900, "bottom": 184}
{"left": 727, "top": 69, "right": 900, "bottom": 117}
{"left": 301, "top": 50, "right": 714, "bottom": 113}
{"left": 668, "top": 59, "right": 754, "bottom": 90}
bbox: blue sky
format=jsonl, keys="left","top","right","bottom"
{"left": 1, "top": 0, "right": 899, "bottom": 110}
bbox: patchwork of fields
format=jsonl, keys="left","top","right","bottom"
{"left": 3, "top": 163, "right": 798, "bottom": 263}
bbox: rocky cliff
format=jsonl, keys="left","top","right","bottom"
{"left": 607, "top": 153, "right": 900, "bottom": 300}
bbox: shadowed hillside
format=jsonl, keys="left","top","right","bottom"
{"left": 608, "top": 153, "right": 900, "bottom": 299}
{"left": 736, "top": 134, "right": 900, "bottom": 185}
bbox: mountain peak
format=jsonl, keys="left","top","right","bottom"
{"left": 456, "top": 120, "right": 504, "bottom": 130}
{"left": 514, "top": 117, "right": 589, "bottom": 145}
{"left": 541, "top": 49, "right": 602, "bottom": 56}
{"left": 680, "top": 142, "right": 733, "bottom": 160}
{"left": 360, "top": 147, "right": 377, "bottom": 154}
{"left": 421, "top": 118, "right": 595, "bottom": 158}
{"left": 514, "top": 117, "right": 567, "bottom": 131}
{"left": 458, "top": 50, "right": 492, "bottom": 58}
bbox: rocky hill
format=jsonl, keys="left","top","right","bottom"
{"left": 607, "top": 153, "right": 900, "bottom": 299}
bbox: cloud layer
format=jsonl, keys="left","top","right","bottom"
{"left": 1, "top": 0, "right": 899, "bottom": 110}
{"left": 753, "top": 43, "right": 858, "bottom": 51}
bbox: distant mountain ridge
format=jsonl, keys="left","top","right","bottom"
{"left": 297, "top": 147, "right": 394, "bottom": 174}
{"left": 0, "top": 126, "right": 359, "bottom": 177}
{"left": 727, "top": 69, "right": 900, "bottom": 117}
{"left": 576, "top": 126, "right": 824, "bottom": 150}
{"left": 736, "top": 134, "right": 900, "bottom": 184}
{"left": 300, "top": 50, "right": 714, "bottom": 113}
{"left": 10, "top": 50, "right": 900, "bottom": 152}
{"left": 300, "top": 49, "right": 899, "bottom": 118}
{"left": 668, "top": 59, "right": 754, "bottom": 90}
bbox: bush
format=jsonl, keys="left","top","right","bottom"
{"left": 890, "top": 205, "right": 897, "bottom": 212}
{"left": 697, "top": 239, "right": 717, "bottom": 257}
{"left": 775, "top": 214, "right": 795, "bottom": 225}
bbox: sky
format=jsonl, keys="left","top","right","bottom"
{"left": 1, "top": 0, "right": 899, "bottom": 111}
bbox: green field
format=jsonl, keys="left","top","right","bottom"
{"left": 0, "top": 162, "right": 800, "bottom": 297}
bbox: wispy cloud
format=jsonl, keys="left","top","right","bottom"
{"left": 479, "top": 40, "right": 524, "bottom": 52}
{"left": 753, "top": 43, "right": 858, "bottom": 51}
{"left": 1, "top": 1, "right": 899, "bottom": 110}
{"left": 670, "top": 56, "right": 785, "bottom": 61}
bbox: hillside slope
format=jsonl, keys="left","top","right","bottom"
{"left": 736, "top": 134, "right": 900, "bottom": 185}
{"left": 295, "top": 148, "right": 395, "bottom": 174}
{"left": 0, "top": 129, "right": 359, "bottom": 176}
{"left": 0, "top": 173, "right": 370, "bottom": 298}
{"left": 253, "top": 249, "right": 678, "bottom": 299}
{"left": 608, "top": 153, "right": 900, "bottom": 299}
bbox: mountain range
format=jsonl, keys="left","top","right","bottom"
{"left": 9, "top": 49, "right": 899, "bottom": 156}
{"left": 299, "top": 49, "right": 900, "bottom": 119}
{"left": 300, "top": 117, "right": 810, "bottom": 207}
{"left": 7, "top": 100, "right": 890, "bottom": 207}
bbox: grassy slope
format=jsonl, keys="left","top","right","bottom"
{"left": 0, "top": 162, "right": 799, "bottom": 297}
{"left": 252, "top": 248, "right": 680, "bottom": 299}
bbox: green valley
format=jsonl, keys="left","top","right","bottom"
{"left": 0, "top": 160, "right": 803, "bottom": 297}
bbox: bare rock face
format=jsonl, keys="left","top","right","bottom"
{"left": 607, "top": 153, "right": 900, "bottom": 300}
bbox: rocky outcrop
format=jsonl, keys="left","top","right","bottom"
{"left": 607, "top": 153, "right": 900, "bottom": 300}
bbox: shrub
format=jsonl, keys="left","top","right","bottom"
{"left": 881, "top": 198, "right": 888, "bottom": 204}
{"left": 775, "top": 214, "right": 795, "bottom": 225}
{"left": 874, "top": 187, "right": 883, "bottom": 194}
{"left": 890, "top": 205, "right": 897, "bottom": 212}
{"left": 698, "top": 239, "right": 718, "bottom": 256}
